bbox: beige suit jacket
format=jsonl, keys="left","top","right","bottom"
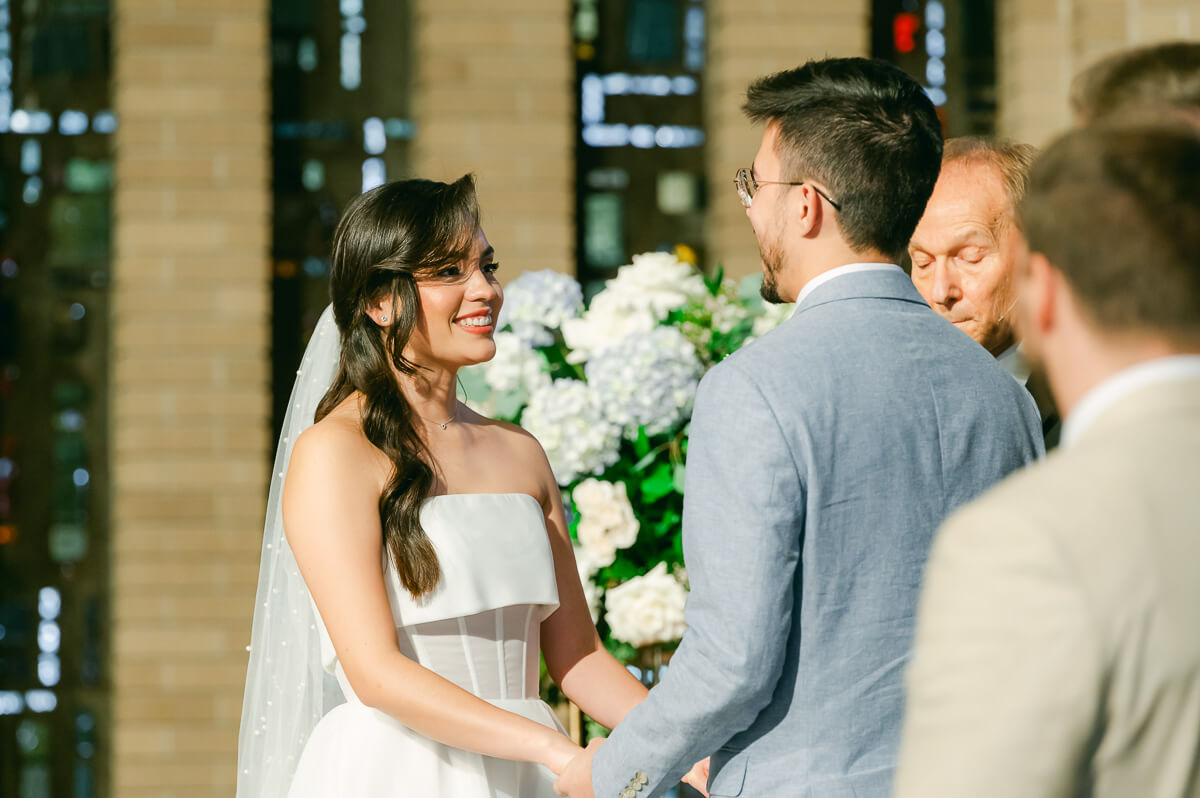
{"left": 895, "top": 377, "right": 1200, "bottom": 798}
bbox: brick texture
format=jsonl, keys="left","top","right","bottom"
{"left": 110, "top": 0, "right": 271, "bottom": 795}
{"left": 998, "top": 0, "right": 1200, "bottom": 145}
{"left": 411, "top": 1, "right": 574, "bottom": 275}
{"left": 704, "top": 1, "right": 871, "bottom": 279}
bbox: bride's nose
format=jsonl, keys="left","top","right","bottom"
{"left": 464, "top": 267, "right": 500, "bottom": 303}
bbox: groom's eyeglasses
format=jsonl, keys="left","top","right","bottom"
{"left": 734, "top": 167, "right": 842, "bottom": 212}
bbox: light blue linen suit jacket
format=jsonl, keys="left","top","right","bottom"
{"left": 591, "top": 267, "right": 1044, "bottom": 798}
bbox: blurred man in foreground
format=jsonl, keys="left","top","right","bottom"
{"left": 896, "top": 121, "right": 1200, "bottom": 798}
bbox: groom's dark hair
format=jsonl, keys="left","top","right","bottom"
{"left": 744, "top": 57, "right": 943, "bottom": 261}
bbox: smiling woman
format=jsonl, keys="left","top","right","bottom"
{"left": 237, "top": 176, "right": 653, "bottom": 798}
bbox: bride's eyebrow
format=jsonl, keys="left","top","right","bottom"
{"left": 479, "top": 246, "right": 496, "bottom": 263}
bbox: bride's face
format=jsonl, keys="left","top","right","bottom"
{"left": 407, "top": 227, "right": 503, "bottom": 370}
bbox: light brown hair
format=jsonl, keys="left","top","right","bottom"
{"left": 1021, "top": 122, "right": 1200, "bottom": 344}
{"left": 942, "top": 136, "right": 1038, "bottom": 226}
{"left": 1071, "top": 41, "right": 1200, "bottom": 122}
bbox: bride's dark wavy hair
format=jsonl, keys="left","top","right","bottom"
{"left": 315, "top": 175, "right": 480, "bottom": 597}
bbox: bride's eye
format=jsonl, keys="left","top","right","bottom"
{"left": 436, "top": 266, "right": 462, "bottom": 278}
{"left": 482, "top": 261, "right": 500, "bottom": 275}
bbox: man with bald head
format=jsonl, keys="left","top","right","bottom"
{"left": 908, "top": 137, "right": 1058, "bottom": 443}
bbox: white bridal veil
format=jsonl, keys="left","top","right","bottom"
{"left": 236, "top": 305, "right": 345, "bottom": 797}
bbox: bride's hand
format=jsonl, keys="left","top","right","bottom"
{"left": 538, "top": 729, "right": 582, "bottom": 776}
{"left": 682, "top": 757, "right": 710, "bottom": 796}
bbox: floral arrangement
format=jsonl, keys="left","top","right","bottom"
{"left": 459, "top": 250, "right": 793, "bottom": 662}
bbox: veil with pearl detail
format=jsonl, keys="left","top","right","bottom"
{"left": 235, "top": 304, "right": 345, "bottom": 797}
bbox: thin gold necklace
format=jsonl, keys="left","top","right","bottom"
{"left": 423, "top": 403, "right": 458, "bottom": 431}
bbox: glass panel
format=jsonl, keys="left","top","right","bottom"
{"left": 270, "top": 0, "right": 413, "bottom": 438}
{"left": 0, "top": 0, "right": 112, "bottom": 795}
{"left": 871, "top": 0, "right": 997, "bottom": 136}
{"left": 574, "top": 0, "right": 708, "bottom": 286}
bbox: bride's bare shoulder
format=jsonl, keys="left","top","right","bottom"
{"left": 458, "top": 405, "right": 556, "bottom": 491}
{"left": 289, "top": 398, "right": 381, "bottom": 484}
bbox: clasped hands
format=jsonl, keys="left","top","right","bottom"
{"left": 553, "top": 739, "right": 710, "bottom": 798}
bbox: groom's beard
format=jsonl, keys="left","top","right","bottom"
{"left": 759, "top": 239, "right": 786, "bottom": 304}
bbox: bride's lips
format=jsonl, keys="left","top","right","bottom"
{"left": 454, "top": 308, "right": 495, "bottom": 335}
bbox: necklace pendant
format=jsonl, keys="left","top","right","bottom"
{"left": 440, "top": 421, "right": 448, "bottom": 430}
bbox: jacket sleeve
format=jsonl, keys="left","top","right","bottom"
{"left": 592, "top": 359, "right": 805, "bottom": 798}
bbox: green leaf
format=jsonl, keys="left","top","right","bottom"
{"left": 633, "top": 426, "right": 651, "bottom": 459}
{"left": 704, "top": 264, "right": 725, "bottom": 296}
{"left": 585, "top": 720, "right": 611, "bottom": 740}
{"left": 603, "top": 638, "right": 638, "bottom": 664}
{"left": 641, "top": 462, "right": 675, "bottom": 502}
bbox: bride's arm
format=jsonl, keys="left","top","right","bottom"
{"left": 525, "top": 440, "right": 649, "bottom": 731}
{"left": 283, "top": 424, "right": 580, "bottom": 774}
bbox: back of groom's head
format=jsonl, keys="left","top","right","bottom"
{"left": 1022, "top": 122, "right": 1200, "bottom": 345}
{"left": 744, "top": 57, "right": 944, "bottom": 261}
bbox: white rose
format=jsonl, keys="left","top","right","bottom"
{"left": 572, "top": 479, "right": 639, "bottom": 567}
{"left": 606, "top": 252, "right": 708, "bottom": 319}
{"left": 560, "top": 292, "right": 659, "bottom": 364}
{"left": 604, "top": 562, "right": 688, "bottom": 648}
{"left": 561, "top": 251, "right": 707, "bottom": 364}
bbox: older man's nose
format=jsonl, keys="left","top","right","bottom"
{"left": 931, "top": 262, "right": 962, "bottom": 308}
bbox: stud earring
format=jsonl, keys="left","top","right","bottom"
{"left": 380, "top": 315, "right": 389, "bottom": 323}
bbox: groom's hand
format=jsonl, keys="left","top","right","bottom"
{"left": 553, "top": 737, "right": 602, "bottom": 798}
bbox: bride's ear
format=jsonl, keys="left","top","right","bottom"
{"left": 365, "top": 295, "right": 398, "bottom": 327}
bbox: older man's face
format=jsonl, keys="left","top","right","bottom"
{"left": 908, "top": 160, "right": 1023, "bottom": 356}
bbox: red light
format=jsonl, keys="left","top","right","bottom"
{"left": 893, "top": 12, "right": 920, "bottom": 54}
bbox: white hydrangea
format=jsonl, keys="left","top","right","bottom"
{"left": 561, "top": 292, "right": 659, "bottom": 364}
{"left": 604, "top": 252, "right": 709, "bottom": 319}
{"left": 499, "top": 269, "right": 584, "bottom": 347}
{"left": 561, "top": 251, "right": 708, "bottom": 363}
{"left": 573, "top": 479, "right": 639, "bottom": 568}
{"left": 521, "top": 379, "right": 621, "bottom": 485}
{"left": 573, "top": 545, "right": 603, "bottom": 624}
{"left": 585, "top": 326, "right": 703, "bottom": 438}
{"left": 604, "top": 562, "right": 688, "bottom": 648}
{"left": 750, "top": 300, "right": 796, "bottom": 339}
{"left": 482, "top": 332, "right": 551, "bottom": 395}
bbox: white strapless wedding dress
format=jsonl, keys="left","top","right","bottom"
{"left": 287, "top": 493, "right": 566, "bottom": 797}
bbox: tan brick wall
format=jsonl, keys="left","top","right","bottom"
{"left": 110, "top": 0, "right": 271, "bottom": 794}
{"left": 411, "top": 0, "right": 574, "bottom": 275}
{"left": 705, "top": 2, "right": 871, "bottom": 279}
{"left": 998, "top": 0, "right": 1200, "bottom": 145}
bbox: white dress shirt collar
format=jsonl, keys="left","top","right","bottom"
{"left": 995, "top": 342, "right": 1032, "bottom": 386}
{"left": 1061, "top": 355, "right": 1200, "bottom": 448}
{"left": 794, "top": 262, "right": 902, "bottom": 308}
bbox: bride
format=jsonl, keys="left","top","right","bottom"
{"left": 235, "top": 175, "right": 693, "bottom": 796}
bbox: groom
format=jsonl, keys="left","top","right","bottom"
{"left": 556, "top": 58, "right": 1044, "bottom": 798}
